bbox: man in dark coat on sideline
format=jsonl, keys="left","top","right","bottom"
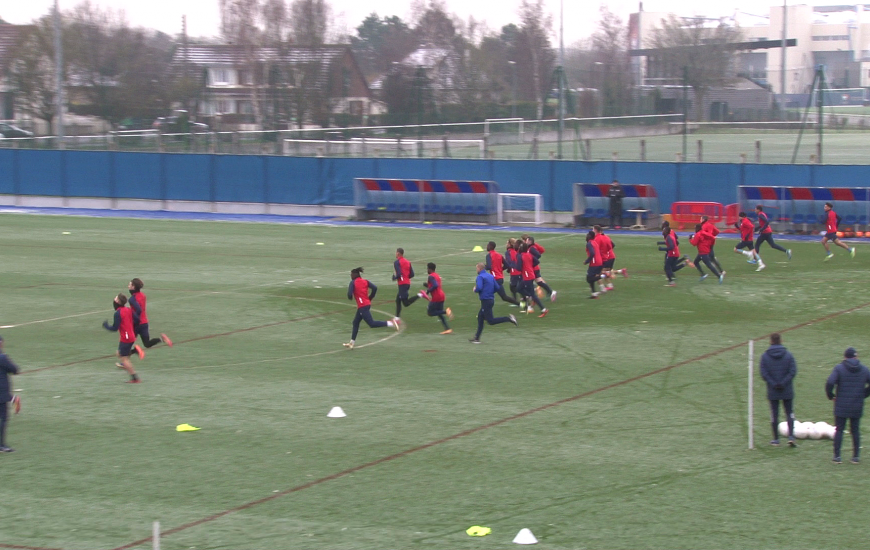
{"left": 825, "top": 347, "right": 870, "bottom": 464}
{"left": 0, "top": 335, "right": 20, "bottom": 453}
{"left": 759, "top": 333, "right": 797, "bottom": 447}
{"left": 607, "top": 180, "right": 625, "bottom": 229}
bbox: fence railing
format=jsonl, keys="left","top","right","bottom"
{"left": 6, "top": 114, "right": 870, "bottom": 163}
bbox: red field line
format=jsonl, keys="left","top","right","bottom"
{"left": 20, "top": 308, "right": 349, "bottom": 375}
{"left": 105, "top": 300, "right": 870, "bottom": 550}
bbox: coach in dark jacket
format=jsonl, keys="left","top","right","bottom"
{"left": 0, "top": 335, "right": 20, "bottom": 453}
{"left": 825, "top": 347, "right": 870, "bottom": 464}
{"left": 607, "top": 180, "right": 625, "bottom": 228}
{"left": 759, "top": 333, "right": 797, "bottom": 446}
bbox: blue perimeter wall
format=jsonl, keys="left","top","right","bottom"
{"left": 1, "top": 149, "right": 868, "bottom": 211}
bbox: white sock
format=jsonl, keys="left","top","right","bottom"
{"left": 387, "top": 321, "right": 394, "bottom": 327}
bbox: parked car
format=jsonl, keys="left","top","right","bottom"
{"left": 152, "top": 112, "right": 209, "bottom": 134}
{"left": 0, "top": 123, "right": 33, "bottom": 138}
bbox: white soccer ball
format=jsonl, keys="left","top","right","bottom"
{"left": 822, "top": 423, "right": 837, "bottom": 439}
{"left": 809, "top": 423, "right": 824, "bottom": 439}
{"left": 793, "top": 421, "right": 810, "bottom": 439}
{"left": 778, "top": 422, "right": 789, "bottom": 437}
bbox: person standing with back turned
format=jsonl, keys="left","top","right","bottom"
{"left": 0, "top": 335, "right": 20, "bottom": 453}
{"left": 825, "top": 347, "right": 870, "bottom": 464}
{"left": 759, "top": 333, "right": 797, "bottom": 447}
{"left": 608, "top": 180, "right": 625, "bottom": 229}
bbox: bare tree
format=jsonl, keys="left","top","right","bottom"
{"left": 517, "top": 0, "right": 553, "bottom": 119}
{"left": 590, "top": 7, "right": 632, "bottom": 116}
{"left": 220, "top": 0, "right": 264, "bottom": 126}
{"left": 8, "top": 19, "right": 58, "bottom": 133}
{"left": 289, "top": 0, "right": 329, "bottom": 46}
{"left": 651, "top": 14, "right": 743, "bottom": 121}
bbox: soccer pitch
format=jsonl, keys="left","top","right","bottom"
{"left": 489, "top": 129, "right": 870, "bottom": 163}
{"left": 1, "top": 213, "right": 869, "bottom": 550}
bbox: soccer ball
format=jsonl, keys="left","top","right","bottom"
{"left": 778, "top": 421, "right": 789, "bottom": 437}
{"left": 535, "top": 286, "right": 545, "bottom": 299}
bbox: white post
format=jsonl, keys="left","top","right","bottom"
{"left": 748, "top": 340, "right": 755, "bottom": 450}
{"left": 153, "top": 521, "right": 160, "bottom": 550}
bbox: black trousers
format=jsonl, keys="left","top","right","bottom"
{"left": 834, "top": 416, "right": 861, "bottom": 458}
{"left": 351, "top": 306, "right": 388, "bottom": 340}
{"left": 0, "top": 401, "right": 8, "bottom": 447}
{"left": 769, "top": 399, "right": 794, "bottom": 439}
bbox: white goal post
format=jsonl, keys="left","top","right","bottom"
{"left": 497, "top": 193, "right": 543, "bottom": 225}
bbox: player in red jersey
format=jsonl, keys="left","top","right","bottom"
{"left": 755, "top": 205, "right": 791, "bottom": 265}
{"left": 506, "top": 238, "right": 523, "bottom": 305}
{"left": 593, "top": 225, "right": 627, "bottom": 292}
{"left": 102, "top": 293, "right": 143, "bottom": 383}
{"left": 128, "top": 278, "right": 173, "bottom": 349}
{"left": 517, "top": 242, "right": 547, "bottom": 316}
{"left": 658, "top": 226, "right": 692, "bottom": 286}
{"left": 584, "top": 231, "right": 604, "bottom": 298}
{"left": 522, "top": 235, "right": 556, "bottom": 302}
{"left": 733, "top": 211, "right": 763, "bottom": 270}
{"left": 486, "top": 241, "right": 520, "bottom": 305}
{"left": 689, "top": 223, "right": 724, "bottom": 283}
{"left": 416, "top": 262, "right": 454, "bottom": 334}
{"left": 344, "top": 267, "right": 399, "bottom": 350}
{"left": 821, "top": 202, "right": 856, "bottom": 261}
{"left": 699, "top": 215, "right": 725, "bottom": 274}
{"left": 392, "top": 248, "right": 419, "bottom": 319}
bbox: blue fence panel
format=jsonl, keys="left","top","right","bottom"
{"left": 214, "top": 156, "right": 265, "bottom": 203}
{"left": 432, "top": 159, "right": 491, "bottom": 183}
{"left": 0, "top": 149, "right": 14, "bottom": 194}
{"left": 490, "top": 160, "right": 548, "bottom": 202}
{"left": 744, "top": 164, "right": 813, "bottom": 192}
{"left": 679, "top": 163, "right": 742, "bottom": 206}
{"left": 17, "top": 150, "right": 64, "bottom": 196}
{"left": 322, "top": 158, "right": 380, "bottom": 205}
{"left": 164, "top": 154, "right": 212, "bottom": 201}
{"left": 114, "top": 153, "right": 162, "bottom": 199}
{"left": 66, "top": 151, "right": 113, "bottom": 198}
{"left": 615, "top": 163, "right": 679, "bottom": 207}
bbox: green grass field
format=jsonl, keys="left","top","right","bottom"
{"left": 2, "top": 214, "right": 869, "bottom": 550}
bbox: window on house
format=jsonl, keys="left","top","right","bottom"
{"left": 212, "top": 69, "right": 230, "bottom": 85}
{"left": 237, "top": 100, "right": 253, "bottom": 114}
{"left": 238, "top": 70, "right": 253, "bottom": 85}
{"left": 349, "top": 100, "right": 363, "bottom": 116}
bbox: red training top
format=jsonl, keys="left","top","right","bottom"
{"left": 427, "top": 272, "right": 446, "bottom": 302}
{"left": 519, "top": 251, "right": 536, "bottom": 281}
{"left": 586, "top": 239, "right": 602, "bottom": 267}
{"left": 488, "top": 250, "right": 506, "bottom": 280}
{"left": 118, "top": 307, "right": 135, "bottom": 343}
{"left": 352, "top": 278, "right": 372, "bottom": 308}
{"left": 826, "top": 210, "right": 839, "bottom": 233}
{"left": 507, "top": 248, "right": 521, "bottom": 276}
{"left": 739, "top": 217, "right": 754, "bottom": 241}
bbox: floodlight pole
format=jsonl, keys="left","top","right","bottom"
{"left": 780, "top": 0, "right": 788, "bottom": 121}
{"left": 509, "top": 61, "right": 517, "bottom": 119}
{"left": 682, "top": 66, "right": 688, "bottom": 161}
{"left": 556, "top": 0, "right": 565, "bottom": 160}
{"left": 54, "top": 0, "right": 65, "bottom": 149}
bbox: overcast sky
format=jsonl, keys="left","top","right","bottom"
{"left": 2, "top": 0, "right": 774, "bottom": 45}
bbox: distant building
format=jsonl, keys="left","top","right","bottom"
{"left": 0, "top": 23, "right": 28, "bottom": 121}
{"left": 171, "top": 44, "right": 381, "bottom": 129}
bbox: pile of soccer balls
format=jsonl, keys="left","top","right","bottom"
{"left": 779, "top": 420, "right": 835, "bottom": 440}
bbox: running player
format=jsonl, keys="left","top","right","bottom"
{"left": 506, "top": 238, "right": 523, "bottom": 306}
{"left": 102, "top": 293, "right": 143, "bottom": 383}
{"left": 517, "top": 242, "right": 547, "bottom": 316}
{"left": 733, "top": 211, "right": 763, "bottom": 270}
{"left": 755, "top": 205, "right": 791, "bottom": 264}
{"left": 821, "top": 202, "right": 856, "bottom": 261}
{"left": 392, "top": 248, "right": 418, "bottom": 318}
{"left": 486, "top": 241, "right": 520, "bottom": 305}
{"left": 584, "top": 230, "right": 603, "bottom": 298}
{"left": 659, "top": 226, "right": 692, "bottom": 286}
{"left": 522, "top": 235, "right": 556, "bottom": 302}
{"left": 593, "top": 225, "right": 627, "bottom": 292}
{"left": 699, "top": 215, "right": 724, "bottom": 274}
{"left": 416, "top": 262, "right": 454, "bottom": 334}
{"left": 470, "top": 263, "right": 518, "bottom": 343}
{"left": 689, "top": 223, "right": 724, "bottom": 283}
{"left": 128, "top": 278, "right": 173, "bottom": 349}
{"left": 344, "top": 267, "right": 400, "bottom": 350}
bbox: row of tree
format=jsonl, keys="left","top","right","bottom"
{"left": 6, "top": 0, "right": 743, "bottom": 132}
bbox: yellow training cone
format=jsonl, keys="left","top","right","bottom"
{"left": 176, "top": 423, "right": 201, "bottom": 432}
{"left": 466, "top": 526, "right": 491, "bottom": 537}
{"left": 472, "top": 245, "right": 485, "bottom": 252}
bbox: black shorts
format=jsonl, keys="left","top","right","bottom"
{"left": 587, "top": 265, "right": 603, "bottom": 279}
{"left": 736, "top": 240, "right": 754, "bottom": 250}
{"left": 118, "top": 342, "right": 134, "bottom": 357}
{"left": 825, "top": 231, "right": 838, "bottom": 240}
{"left": 603, "top": 259, "right": 615, "bottom": 269}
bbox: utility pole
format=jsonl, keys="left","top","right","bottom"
{"left": 557, "top": 0, "right": 565, "bottom": 159}
{"left": 54, "top": 0, "right": 64, "bottom": 148}
{"left": 682, "top": 66, "right": 688, "bottom": 161}
{"left": 508, "top": 60, "right": 517, "bottom": 119}
{"left": 780, "top": 0, "right": 788, "bottom": 120}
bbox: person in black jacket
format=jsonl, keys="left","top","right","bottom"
{"left": 825, "top": 347, "right": 870, "bottom": 464}
{"left": 0, "top": 335, "right": 20, "bottom": 453}
{"left": 759, "top": 333, "right": 797, "bottom": 447}
{"left": 607, "top": 180, "right": 625, "bottom": 228}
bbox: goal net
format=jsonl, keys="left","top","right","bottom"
{"left": 498, "top": 193, "right": 543, "bottom": 225}
{"left": 283, "top": 137, "right": 485, "bottom": 158}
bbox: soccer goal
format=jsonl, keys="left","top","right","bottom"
{"left": 497, "top": 193, "right": 543, "bottom": 225}
{"left": 283, "top": 137, "right": 485, "bottom": 158}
